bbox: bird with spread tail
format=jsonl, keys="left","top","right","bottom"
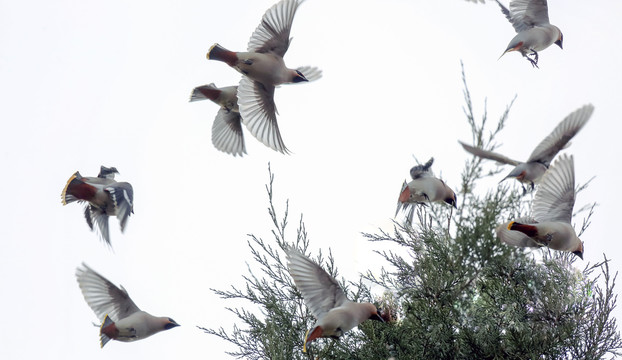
{"left": 459, "top": 104, "right": 593, "bottom": 193}
{"left": 495, "top": 0, "right": 563, "bottom": 68}
{"left": 206, "top": 0, "right": 321, "bottom": 154}
{"left": 286, "top": 247, "right": 384, "bottom": 352}
{"left": 75, "top": 263, "right": 179, "bottom": 348}
{"left": 496, "top": 154, "right": 584, "bottom": 259}
{"left": 190, "top": 83, "right": 246, "bottom": 157}
{"left": 396, "top": 157, "right": 457, "bottom": 224}
{"left": 61, "top": 166, "right": 134, "bottom": 247}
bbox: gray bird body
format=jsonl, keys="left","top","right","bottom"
{"left": 396, "top": 158, "right": 457, "bottom": 223}
{"left": 190, "top": 83, "right": 246, "bottom": 156}
{"left": 505, "top": 24, "right": 561, "bottom": 55}
{"left": 62, "top": 167, "right": 134, "bottom": 246}
{"left": 496, "top": 0, "right": 562, "bottom": 67}
{"left": 75, "top": 264, "right": 179, "bottom": 347}
{"left": 111, "top": 311, "right": 175, "bottom": 343}
{"left": 460, "top": 104, "right": 593, "bottom": 191}
{"left": 496, "top": 154, "right": 583, "bottom": 258}
{"left": 206, "top": 0, "right": 321, "bottom": 153}
{"left": 226, "top": 51, "right": 295, "bottom": 87}
{"left": 286, "top": 248, "right": 382, "bottom": 349}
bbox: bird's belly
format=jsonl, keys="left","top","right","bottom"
{"left": 535, "top": 222, "right": 577, "bottom": 251}
{"left": 523, "top": 27, "right": 557, "bottom": 51}
{"left": 237, "top": 53, "right": 286, "bottom": 85}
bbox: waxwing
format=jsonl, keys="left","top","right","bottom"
{"left": 190, "top": 83, "right": 246, "bottom": 157}
{"left": 61, "top": 166, "right": 133, "bottom": 247}
{"left": 286, "top": 248, "right": 383, "bottom": 352}
{"left": 75, "top": 263, "right": 179, "bottom": 347}
{"left": 459, "top": 104, "right": 593, "bottom": 193}
{"left": 396, "top": 158, "right": 457, "bottom": 224}
{"left": 495, "top": 0, "right": 563, "bottom": 68}
{"left": 206, "top": 0, "right": 322, "bottom": 154}
{"left": 496, "top": 154, "right": 584, "bottom": 259}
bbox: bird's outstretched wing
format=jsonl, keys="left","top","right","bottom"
{"left": 247, "top": 0, "right": 303, "bottom": 57}
{"left": 76, "top": 263, "right": 141, "bottom": 322}
{"left": 287, "top": 247, "right": 348, "bottom": 320}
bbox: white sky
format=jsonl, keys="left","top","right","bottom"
{"left": 1, "top": 0, "right": 621, "bottom": 358}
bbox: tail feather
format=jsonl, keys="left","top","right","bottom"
{"left": 508, "top": 221, "right": 539, "bottom": 237}
{"left": 190, "top": 83, "right": 220, "bottom": 102}
{"left": 61, "top": 172, "right": 83, "bottom": 205}
{"left": 99, "top": 315, "right": 115, "bottom": 348}
{"left": 303, "top": 326, "right": 323, "bottom": 353}
{"left": 206, "top": 43, "right": 237, "bottom": 67}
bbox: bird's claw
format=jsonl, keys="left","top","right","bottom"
{"left": 527, "top": 51, "right": 539, "bottom": 68}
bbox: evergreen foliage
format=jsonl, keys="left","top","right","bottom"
{"left": 200, "top": 68, "right": 622, "bottom": 359}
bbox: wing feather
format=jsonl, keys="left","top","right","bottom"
{"left": 527, "top": 104, "right": 593, "bottom": 165}
{"left": 497, "top": 0, "right": 551, "bottom": 33}
{"left": 238, "top": 76, "right": 289, "bottom": 153}
{"left": 286, "top": 248, "right": 348, "bottom": 320}
{"left": 459, "top": 141, "right": 521, "bottom": 166}
{"left": 76, "top": 263, "right": 140, "bottom": 322}
{"left": 247, "top": 0, "right": 303, "bottom": 57}
{"left": 533, "top": 154, "right": 575, "bottom": 223}
{"left": 212, "top": 108, "right": 246, "bottom": 156}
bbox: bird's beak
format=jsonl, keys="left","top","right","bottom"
{"left": 165, "top": 320, "right": 180, "bottom": 330}
{"left": 370, "top": 313, "right": 385, "bottom": 322}
{"left": 555, "top": 39, "right": 563, "bottom": 49}
{"left": 293, "top": 74, "right": 308, "bottom": 83}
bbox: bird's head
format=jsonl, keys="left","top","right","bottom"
{"left": 369, "top": 305, "right": 385, "bottom": 323}
{"left": 555, "top": 30, "right": 563, "bottom": 49}
{"left": 572, "top": 241, "right": 584, "bottom": 260}
{"left": 98, "top": 166, "right": 119, "bottom": 179}
{"left": 292, "top": 70, "right": 308, "bottom": 83}
{"left": 445, "top": 192, "right": 458, "bottom": 209}
{"left": 164, "top": 318, "right": 180, "bottom": 330}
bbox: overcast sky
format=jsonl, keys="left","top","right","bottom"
{"left": 1, "top": 0, "right": 621, "bottom": 358}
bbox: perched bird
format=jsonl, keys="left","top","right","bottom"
{"left": 190, "top": 83, "right": 246, "bottom": 156}
{"left": 495, "top": 0, "right": 563, "bottom": 68}
{"left": 396, "top": 158, "right": 457, "bottom": 223}
{"left": 75, "top": 263, "right": 180, "bottom": 347}
{"left": 286, "top": 247, "right": 383, "bottom": 352}
{"left": 496, "top": 154, "right": 583, "bottom": 258}
{"left": 459, "top": 104, "right": 593, "bottom": 193}
{"left": 61, "top": 166, "right": 134, "bottom": 247}
{"left": 206, "top": 0, "right": 322, "bottom": 154}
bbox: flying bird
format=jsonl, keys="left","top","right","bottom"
{"left": 61, "top": 166, "right": 134, "bottom": 247}
{"left": 75, "top": 263, "right": 179, "bottom": 347}
{"left": 206, "top": 0, "right": 322, "bottom": 154}
{"left": 496, "top": 154, "right": 583, "bottom": 258}
{"left": 495, "top": 0, "right": 563, "bottom": 68}
{"left": 286, "top": 247, "right": 383, "bottom": 352}
{"left": 459, "top": 104, "right": 593, "bottom": 193}
{"left": 396, "top": 158, "right": 457, "bottom": 223}
{"left": 190, "top": 83, "right": 246, "bottom": 157}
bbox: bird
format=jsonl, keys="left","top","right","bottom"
{"left": 61, "top": 166, "right": 134, "bottom": 247}
{"left": 459, "top": 104, "right": 593, "bottom": 193}
{"left": 396, "top": 158, "right": 458, "bottom": 224}
{"left": 75, "top": 263, "right": 180, "bottom": 347}
{"left": 190, "top": 83, "right": 246, "bottom": 156}
{"left": 495, "top": 0, "right": 563, "bottom": 68}
{"left": 286, "top": 247, "right": 384, "bottom": 352}
{"left": 206, "top": 0, "right": 322, "bottom": 154}
{"left": 496, "top": 154, "right": 583, "bottom": 258}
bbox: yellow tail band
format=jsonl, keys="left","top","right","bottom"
{"left": 507, "top": 221, "right": 515, "bottom": 230}
{"left": 60, "top": 172, "right": 78, "bottom": 205}
{"left": 302, "top": 328, "right": 310, "bottom": 353}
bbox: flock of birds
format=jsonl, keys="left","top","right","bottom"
{"left": 59, "top": 0, "right": 594, "bottom": 353}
